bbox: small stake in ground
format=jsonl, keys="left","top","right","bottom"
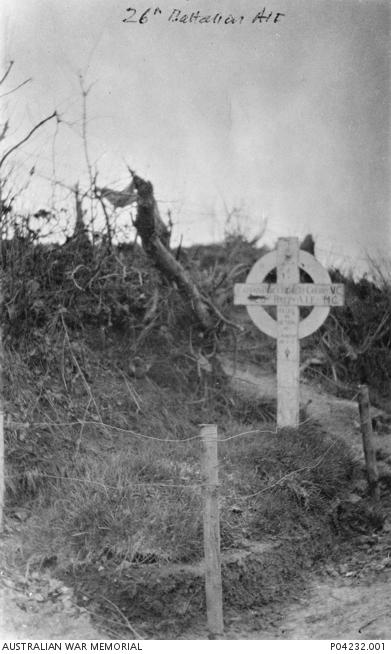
{"left": 234, "top": 237, "right": 345, "bottom": 428}
{"left": 358, "top": 385, "right": 379, "bottom": 501}
{"left": 201, "top": 424, "right": 224, "bottom": 638}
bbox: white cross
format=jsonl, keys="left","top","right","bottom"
{"left": 234, "top": 237, "right": 345, "bottom": 428}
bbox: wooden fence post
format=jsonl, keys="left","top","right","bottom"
{"left": 200, "top": 424, "right": 224, "bottom": 639}
{"left": 358, "top": 385, "right": 379, "bottom": 501}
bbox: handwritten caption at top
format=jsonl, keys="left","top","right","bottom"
{"left": 122, "top": 6, "right": 286, "bottom": 25}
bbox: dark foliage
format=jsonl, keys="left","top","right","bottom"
{"left": 324, "top": 269, "right": 391, "bottom": 399}
{"left": 1, "top": 232, "right": 161, "bottom": 341}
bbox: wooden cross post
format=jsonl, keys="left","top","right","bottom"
{"left": 234, "top": 237, "right": 344, "bottom": 429}
{"left": 276, "top": 238, "right": 300, "bottom": 427}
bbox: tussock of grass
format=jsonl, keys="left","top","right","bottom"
{"left": 26, "top": 444, "right": 204, "bottom": 567}
{"left": 232, "top": 426, "right": 356, "bottom": 539}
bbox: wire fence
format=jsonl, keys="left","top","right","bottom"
{"left": 4, "top": 383, "right": 364, "bottom": 495}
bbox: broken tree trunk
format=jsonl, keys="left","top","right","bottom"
{"left": 132, "top": 174, "right": 216, "bottom": 332}
{"left": 132, "top": 175, "right": 171, "bottom": 250}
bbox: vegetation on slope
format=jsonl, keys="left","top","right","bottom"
{"left": 3, "top": 222, "right": 390, "bottom": 635}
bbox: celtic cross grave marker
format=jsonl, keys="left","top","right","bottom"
{"left": 234, "top": 237, "right": 345, "bottom": 428}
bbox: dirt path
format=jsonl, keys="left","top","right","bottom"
{"left": 0, "top": 516, "right": 103, "bottom": 639}
{"left": 276, "top": 573, "right": 391, "bottom": 639}
{"left": 0, "top": 563, "right": 103, "bottom": 639}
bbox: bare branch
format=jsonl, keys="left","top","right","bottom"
{"left": 0, "top": 61, "right": 14, "bottom": 86}
{"left": 0, "top": 77, "right": 32, "bottom": 99}
{"left": 0, "top": 110, "right": 57, "bottom": 169}
{"left": 78, "top": 74, "right": 94, "bottom": 187}
{"left": 0, "top": 121, "right": 9, "bottom": 142}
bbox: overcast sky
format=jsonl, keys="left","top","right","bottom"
{"left": 1, "top": 0, "right": 390, "bottom": 271}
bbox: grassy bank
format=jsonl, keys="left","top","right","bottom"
{"left": 3, "top": 236, "right": 390, "bottom": 637}
{"left": 5, "top": 330, "right": 366, "bottom": 636}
